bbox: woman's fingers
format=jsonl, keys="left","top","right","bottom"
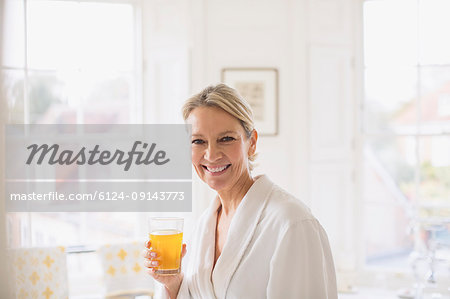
{"left": 144, "top": 259, "right": 159, "bottom": 268}
{"left": 141, "top": 240, "right": 158, "bottom": 259}
{"left": 143, "top": 242, "right": 186, "bottom": 283}
{"left": 141, "top": 248, "right": 157, "bottom": 259}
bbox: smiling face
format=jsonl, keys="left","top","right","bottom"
{"left": 187, "top": 106, "right": 257, "bottom": 194}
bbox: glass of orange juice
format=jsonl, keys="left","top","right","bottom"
{"left": 149, "top": 217, "right": 184, "bottom": 275}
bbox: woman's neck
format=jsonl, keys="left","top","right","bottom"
{"left": 217, "top": 175, "right": 254, "bottom": 217}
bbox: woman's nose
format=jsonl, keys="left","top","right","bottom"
{"left": 204, "top": 143, "right": 222, "bottom": 161}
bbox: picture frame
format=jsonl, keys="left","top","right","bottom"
{"left": 221, "top": 68, "right": 278, "bottom": 136}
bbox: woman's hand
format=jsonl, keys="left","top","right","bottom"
{"left": 142, "top": 240, "right": 187, "bottom": 299}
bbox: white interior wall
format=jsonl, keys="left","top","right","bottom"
{"left": 202, "top": 0, "right": 309, "bottom": 199}
{"left": 188, "top": 0, "right": 311, "bottom": 219}
{"left": 306, "top": 0, "right": 357, "bottom": 289}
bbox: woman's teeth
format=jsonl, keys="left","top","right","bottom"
{"left": 206, "top": 165, "right": 229, "bottom": 173}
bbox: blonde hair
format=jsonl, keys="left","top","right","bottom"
{"left": 182, "top": 83, "right": 257, "bottom": 170}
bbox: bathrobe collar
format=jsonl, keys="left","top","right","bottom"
{"left": 199, "top": 174, "right": 273, "bottom": 298}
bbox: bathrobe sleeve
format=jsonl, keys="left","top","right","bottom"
{"left": 267, "top": 219, "right": 337, "bottom": 299}
{"left": 176, "top": 274, "right": 191, "bottom": 299}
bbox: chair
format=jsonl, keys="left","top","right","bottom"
{"left": 8, "top": 246, "right": 69, "bottom": 299}
{"left": 98, "top": 242, "right": 154, "bottom": 299}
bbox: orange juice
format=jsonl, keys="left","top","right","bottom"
{"left": 150, "top": 229, "right": 183, "bottom": 274}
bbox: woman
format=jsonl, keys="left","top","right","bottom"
{"left": 143, "top": 84, "right": 337, "bottom": 298}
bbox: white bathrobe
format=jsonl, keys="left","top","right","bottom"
{"left": 159, "top": 175, "right": 337, "bottom": 299}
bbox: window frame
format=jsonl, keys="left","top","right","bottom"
{"left": 3, "top": 0, "right": 145, "bottom": 249}
{"left": 356, "top": 0, "right": 450, "bottom": 289}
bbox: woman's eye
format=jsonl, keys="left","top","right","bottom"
{"left": 192, "top": 139, "right": 204, "bottom": 145}
{"left": 220, "top": 136, "right": 235, "bottom": 142}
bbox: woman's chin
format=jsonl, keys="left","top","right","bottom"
{"left": 205, "top": 179, "right": 227, "bottom": 192}
{"left": 201, "top": 174, "right": 232, "bottom": 192}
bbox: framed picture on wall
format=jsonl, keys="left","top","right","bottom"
{"left": 221, "top": 68, "right": 278, "bottom": 136}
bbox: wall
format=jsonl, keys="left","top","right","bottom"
{"left": 200, "top": 0, "right": 309, "bottom": 199}
{"left": 306, "top": 0, "right": 358, "bottom": 290}
{"left": 187, "top": 0, "right": 312, "bottom": 220}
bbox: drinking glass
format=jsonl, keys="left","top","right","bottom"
{"left": 149, "top": 217, "right": 184, "bottom": 275}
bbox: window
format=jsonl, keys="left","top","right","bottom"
{"left": 2, "top": 0, "right": 143, "bottom": 295}
{"left": 362, "top": 0, "right": 450, "bottom": 281}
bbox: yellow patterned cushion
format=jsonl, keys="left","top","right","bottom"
{"left": 8, "top": 247, "right": 68, "bottom": 299}
{"left": 98, "top": 242, "right": 153, "bottom": 296}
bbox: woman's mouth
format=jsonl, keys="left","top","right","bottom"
{"left": 202, "top": 164, "right": 231, "bottom": 174}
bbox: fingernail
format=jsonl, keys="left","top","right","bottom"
{"left": 150, "top": 252, "right": 156, "bottom": 258}
{"left": 151, "top": 261, "right": 158, "bottom": 266}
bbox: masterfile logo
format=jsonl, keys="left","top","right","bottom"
{"left": 26, "top": 141, "right": 170, "bottom": 171}
{"left": 5, "top": 124, "right": 192, "bottom": 213}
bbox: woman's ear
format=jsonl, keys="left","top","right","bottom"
{"left": 248, "top": 129, "right": 258, "bottom": 156}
